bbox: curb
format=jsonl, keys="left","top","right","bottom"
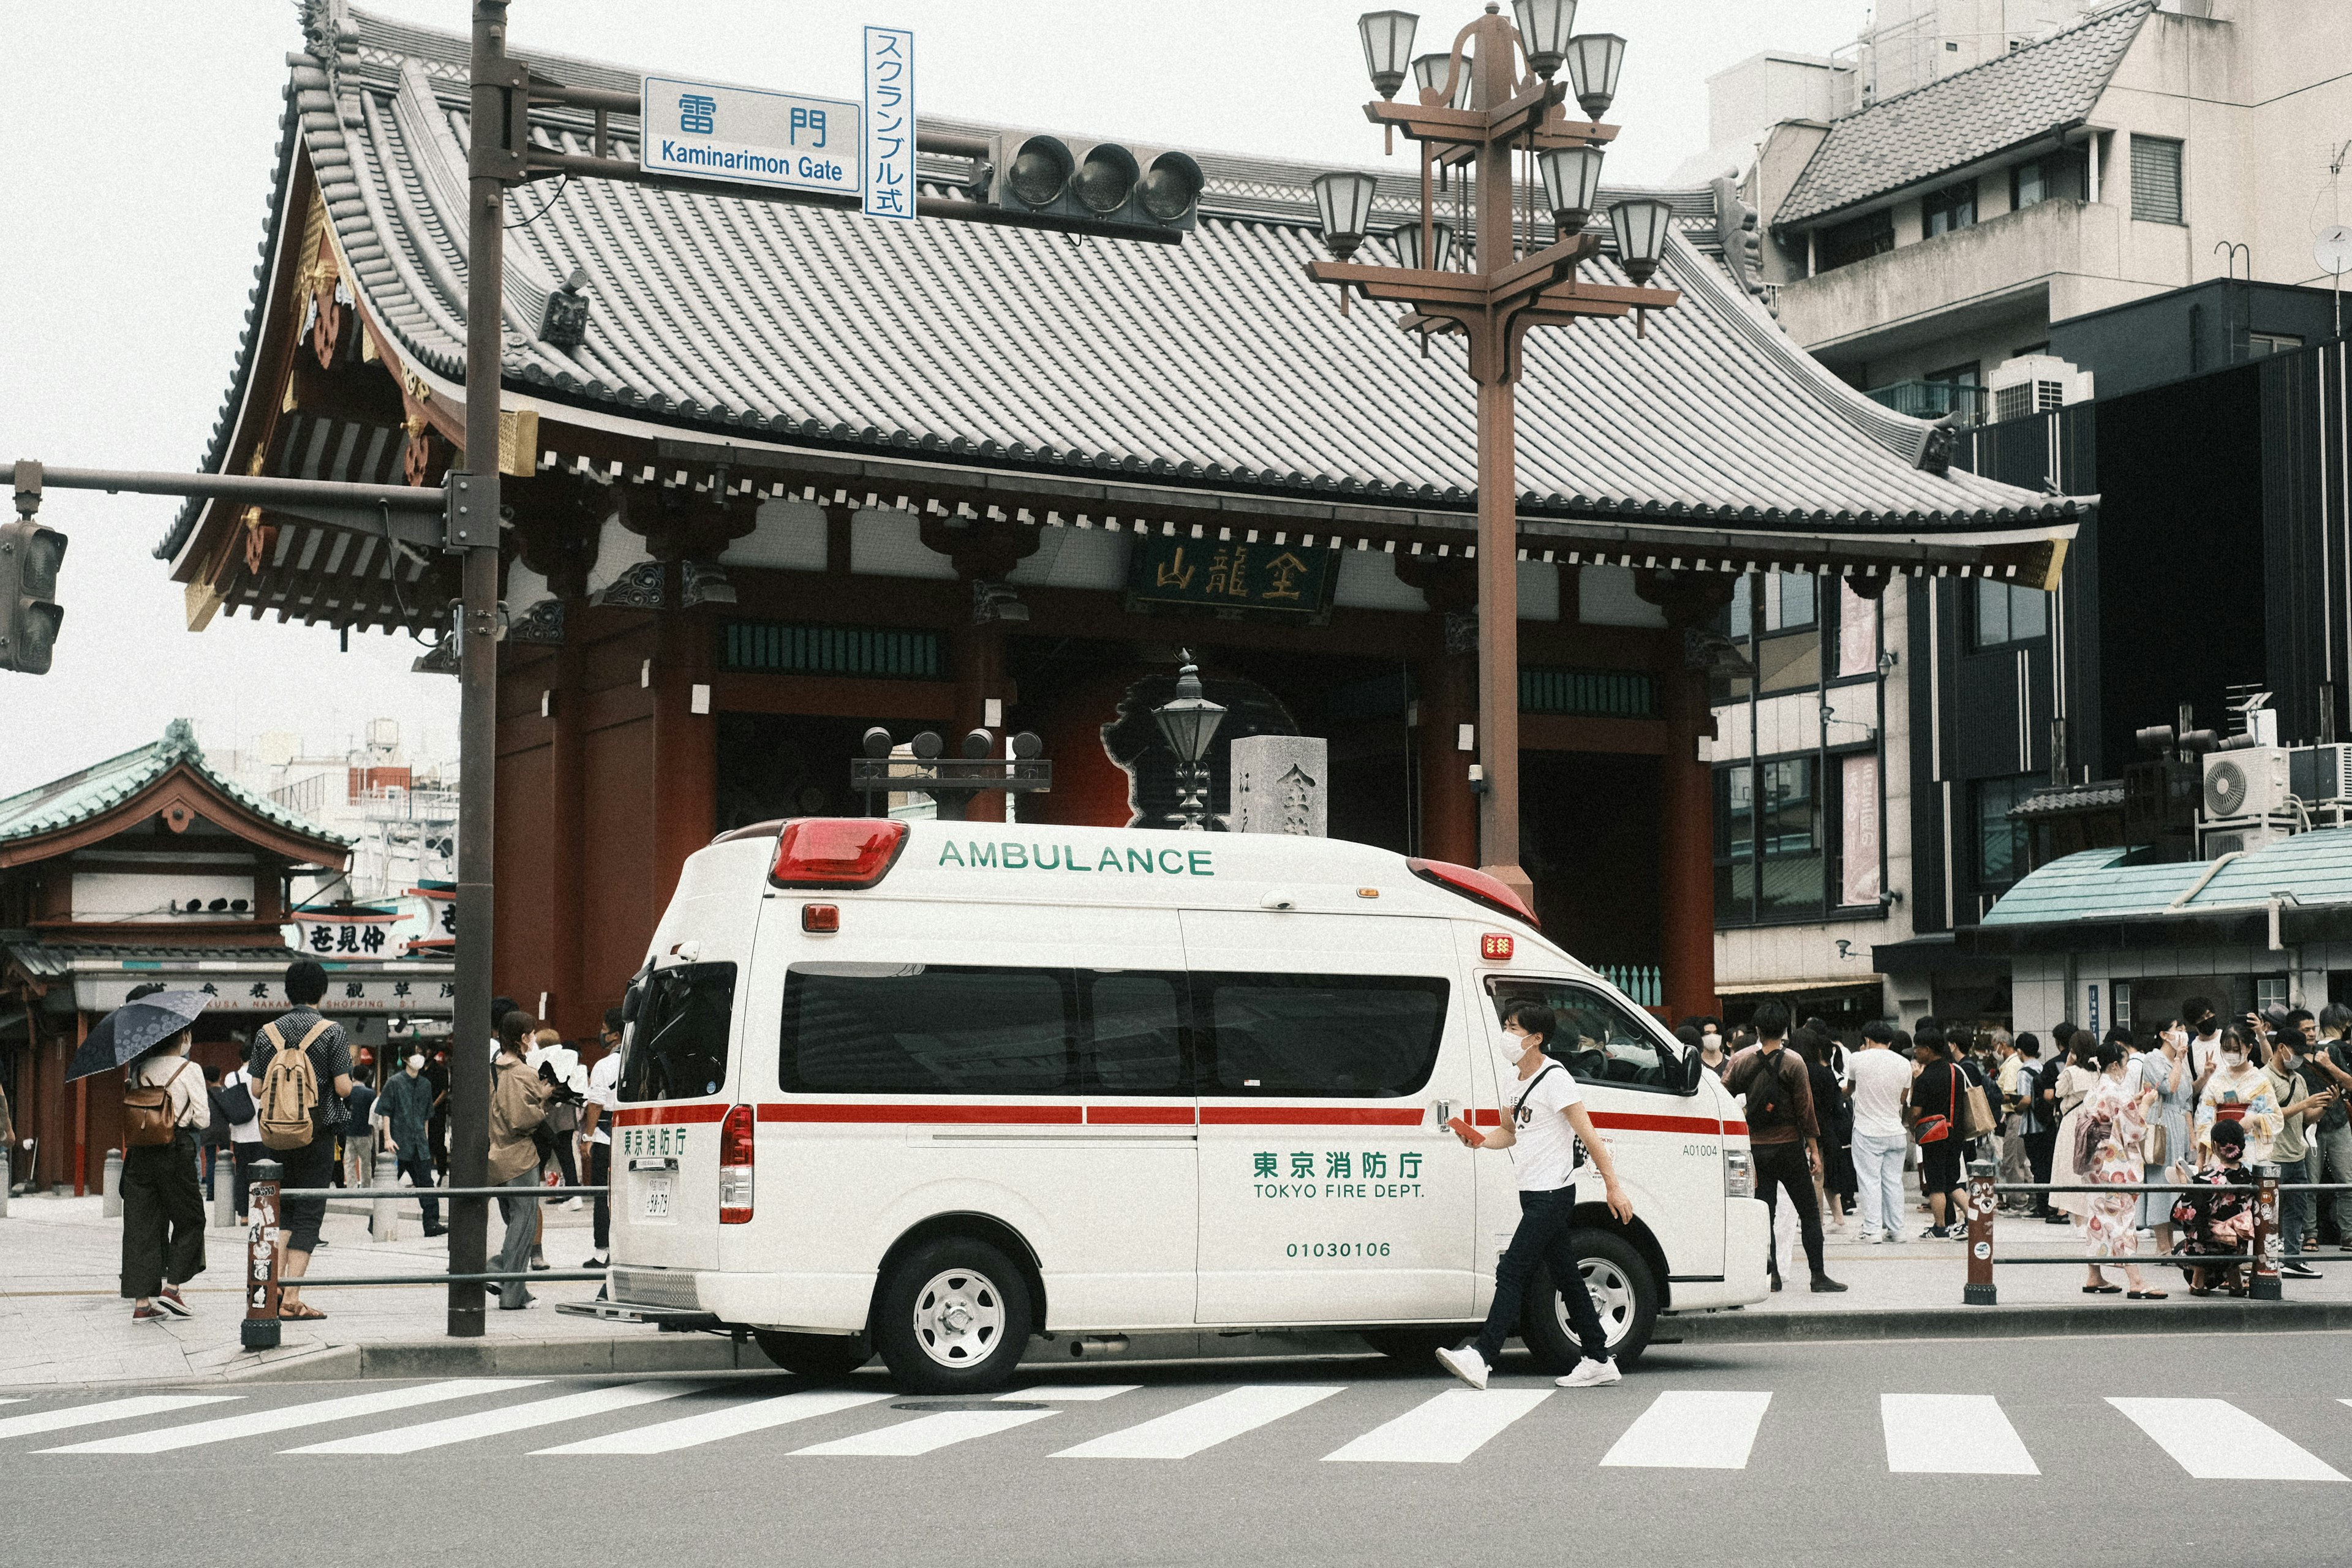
{"left": 1656, "top": 1298, "right": 2352, "bottom": 1347}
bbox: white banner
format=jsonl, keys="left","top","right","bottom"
{"left": 1841, "top": 751, "right": 1881, "bottom": 907}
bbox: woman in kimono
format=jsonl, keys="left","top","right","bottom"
{"left": 2079, "top": 1041, "right": 2163, "bottom": 1297}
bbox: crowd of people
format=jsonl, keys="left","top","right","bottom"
{"left": 1678, "top": 996, "right": 2352, "bottom": 1300}
{"left": 113, "top": 962, "right": 625, "bottom": 1322}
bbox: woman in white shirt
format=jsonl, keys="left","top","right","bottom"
{"left": 120, "top": 1025, "right": 211, "bottom": 1322}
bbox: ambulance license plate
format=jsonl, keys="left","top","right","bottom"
{"left": 638, "top": 1174, "right": 673, "bottom": 1223}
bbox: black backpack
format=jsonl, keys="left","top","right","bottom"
{"left": 1744, "top": 1052, "right": 1787, "bottom": 1128}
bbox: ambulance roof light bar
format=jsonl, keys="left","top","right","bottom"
{"left": 770, "top": 818, "right": 910, "bottom": 889}
{"left": 1406, "top": 856, "right": 1540, "bottom": 928}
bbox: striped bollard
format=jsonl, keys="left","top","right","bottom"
{"left": 241, "top": 1159, "right": 283, "bottom": 1351}
{"left": 2251, "top": 1161, "right": 2282, "bottom": 1302}
{"left": 1962, "top": 1159, "right": 1998, "bottom": 1305}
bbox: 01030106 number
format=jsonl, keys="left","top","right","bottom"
{"left": 1286, "top": 1241, "right": 1391, "bottom": 1259}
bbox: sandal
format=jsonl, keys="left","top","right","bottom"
{"left": 279, "top": 1303, "right": 328, "bottom": 1321}
{"left": 2081, "top": 1284, "right": 2121, "bottom": 1294}
{"left": 2128, "top": 1291, "right": 2168, "bottom": 1299}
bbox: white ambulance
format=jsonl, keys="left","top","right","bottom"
{"left": 602, "top": 817, "right": 1769, "bottom": 1392}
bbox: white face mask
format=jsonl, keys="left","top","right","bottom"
{"left": 2222, "top": 1051, "right": 2246, "bottom": 1068}
{"left": 406, "top": 1055, "right": 425, "bottom": 1073}
{"left": 1499, "top": 1031, "right": 1533, "bottom": 1064}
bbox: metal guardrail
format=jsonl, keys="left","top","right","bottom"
{"left": 1957, "top": 1161, "right": 2351, "bottom": 1304}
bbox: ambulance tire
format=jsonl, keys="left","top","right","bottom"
{"left": 875, "top": 1236, "right": 1035, "bottom": 1394}
{"left": 1523, "top": 1230, "right": 1657, "bottom": 1372}
{"left": 752, "top": 1330, "right": 872, "bottom": 1382}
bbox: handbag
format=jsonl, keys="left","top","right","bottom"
{"left": 214, "top": 1071, "right": 256, "bottom": 1128}
{"left": 1915, "top": 1068, "right": 1957, "bottom": 1145}
{"left": 1960, "top": 1074, "right": 1997, "bottom": 1140}
{"left": 121, "top": 1059, "right": 192, "bottom": 1148}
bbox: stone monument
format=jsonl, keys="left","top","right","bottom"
{"left": 1230, "top": 734, "right": 1328, "bottom": 837}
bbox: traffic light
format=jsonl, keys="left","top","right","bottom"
{"left": 2, "top": 462, "right": 65, "bottom": 674}
{"left": 990, "top": 132, "right": 1204, "bottom": 235}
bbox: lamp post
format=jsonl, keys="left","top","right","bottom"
{"left": 1153, "top": 651, "right": 1227, "bottom": 831}
{"left": 1307, "top": 3, "right": 1678, "bottom": 902}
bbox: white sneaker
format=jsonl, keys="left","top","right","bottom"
{"left": 1556, "top": 1358, "right": 1622, "bottom": 1389}
{"left": 1884, "top": 1227, "right": 1909, "bottom": 1244}
{"left": 565, "top": 1197, "right": 584, "bottom": 1210}
{"left": 1863, "top": 1229, "right": 1884, "bottom": 1245}
{"left": 1434, "top": 1344, "right": 1490, "bottom": 1390}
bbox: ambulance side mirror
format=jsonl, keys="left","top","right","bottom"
{"left": 1681, "top": 1049, "right": 1706, "bottom": 1095}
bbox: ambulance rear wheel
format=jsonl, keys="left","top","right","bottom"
{"left": 1524, "top": 1230, "right": 1657, "bottom": 1372}
{"left": 875, "top": 1237, "right": 1034, "bottom": 1394}
{"left": 753, "top": 1330, "right": 872, "bottom": 1382}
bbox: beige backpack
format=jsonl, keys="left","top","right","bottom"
{"left": 255, "top": 1019, "right": 331, "bottom": 1150}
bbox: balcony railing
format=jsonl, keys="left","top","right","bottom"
{"left": 1600, "top": 963, "right": 1663, "bottom": 1009}
{"left": 1864, "top": 379, "right": 1988, "bottom": 425}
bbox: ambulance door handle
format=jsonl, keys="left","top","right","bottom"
{"left": 1433, "top": 1099, "right": 1452, "bottom": 1127}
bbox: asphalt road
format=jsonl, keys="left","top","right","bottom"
{"left": 6, "top": 1333, "right": 2348, "bottom": 1567}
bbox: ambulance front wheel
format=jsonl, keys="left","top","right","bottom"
{"left": 875, "top": 1237, "right": 1035, "bottom": 1394}
{"left": 753, "top": 1329, "right": 872, "bottom": 1382}
{"left": 1525, "top": 1230, "right": 1657, "bottom": 1372}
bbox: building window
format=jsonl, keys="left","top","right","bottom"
{"left": 1714, "top": 758, "right": 1828, "bottom": 923}
{"left": 1817, "top": 209, "right": 1895, "bottom": 273}
{"left": 2256, "top": 976, "right": 2292, "bottom": 1014}
{"left": 1715, "top": 763, "right": 1755, "bottom": 923}
{"left": 1923, "top": 181, "right": 1977, "bottom": 238}
{"left": 1972, "top": 579, "right": 2048, "bottom": 649}
{"left": 2112, "top": 981, "right": 2134, "bottom": 1034}
{"left": 2130, "top": 136, "right": 2183, "bottom": 224}
{"left": 1921, "top": 362, "right": 1983, "bottom": 423}
{"left": 1755, "top": 572, "right": 1822, "bottom": 695}
{"left": 2249, "top": 332, "right": 2304, "bottom": 358}
{"left": 2013, "top": 159, "right": 2049, "bottom": 211}
{"left": 1975, "top": 774, "right": 2035, "bottom": 893}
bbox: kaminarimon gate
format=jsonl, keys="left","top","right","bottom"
{"left": 160, "top": 9, "right": 2087, "bottom": 1039}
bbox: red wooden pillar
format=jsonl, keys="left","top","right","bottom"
{"left": 1657, "top": 639, "right": 1718, "bottom": 1024}
{"left": 1414, "top": 651, "right": 1479, "bottom": 866}
{"left": 548, "top": 639, "right": 587, "bottom": 1036}
{"left": 650, "top": 601, "right": 718, "bottom": 916}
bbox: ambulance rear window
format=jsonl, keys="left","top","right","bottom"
{"left": 618, "top": 962, "right": 737, "bottom": 1102}
{"left": 1196, "top": 973, "right": 1447, "bottom": 1098}
{"left": 783, "top": 965, "right": 1077, "bottom": 1094}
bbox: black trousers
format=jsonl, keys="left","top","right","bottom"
{"left": 1472, "top": 1186, "right": 1611, "bottom": 1366}
{"left": 2024, "top": 1128, "right": 2058, "bottom": 1211}
{"left": 121, "top": 1130, "right": 206, "bottom": 1299}
{"left": 588, "top": 1140, "right": 611, "bottom": 1251}
{"left": 1754, "top": 1140, "right": 1825, "bottom": 1281}
{"left": 395, "top": 1148, "right": 441, "bottom": 1229}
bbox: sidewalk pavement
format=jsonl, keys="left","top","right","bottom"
{"left": 7, "top": 1189, "right": 2351, "bottom": 1392}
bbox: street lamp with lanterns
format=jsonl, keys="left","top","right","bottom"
{"left": 1153, "top": 651, "right": 1227, "bottom": 832}
{"left": 1307, "top": 1, "right": 1679, "bottom": 903}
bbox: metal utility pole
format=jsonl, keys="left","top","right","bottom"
{"left": 445, "top": 0, "right": 518, "bottom": 1338}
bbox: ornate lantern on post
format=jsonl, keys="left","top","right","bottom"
{"left": 1153, "top": 652, "right": 1227, "bottom": 832}
{"left": 1302, "top": 6, "right": 1680, "bottom": 901}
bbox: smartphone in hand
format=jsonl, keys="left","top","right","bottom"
{"left": 1448, "top": 1113, "right": 1480, "bottom": 1144}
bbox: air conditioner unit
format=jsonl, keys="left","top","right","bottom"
{"left": 1987, "top": 354, "right": 2094, "bottom": 423}
{"left": 2290, "top": 743, "right": 2352, "bottom": 805}
{"left": 2201, "top": 821, "right": 2293, "bottom": 859}
{"left": 2203, "top": 746, "right": 2291, "bottom": 820}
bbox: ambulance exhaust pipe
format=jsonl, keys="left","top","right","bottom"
{"left": 1070, "top": 1335, "right": 1131, "bottom": 1358}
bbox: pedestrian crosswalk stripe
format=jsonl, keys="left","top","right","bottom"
{"left": 2107, "top": 1398, "right": 2348, "bottom": 1482}
{"left": 0, "top": 1395, "right": 239, "bottom": 1442}
{"left": 1882, "top": 1394, "right": 2037, "bottom": 1475}
{"left": 998, "top": 1385, "right": 1137, "bottom": 1402}
{"left": 1324, "top": 1389, "right": 1550, "bottom": 1464}
{"left": 535, "top": 1391, "right": 892, "bottom": 1455}
{"left": 1600, "top": 1391, "right": 1771, "bottom": 1469}
{"left": 794, "top": 1408, "right": 1058, "bottom": 1457}
{"left": 1052, "top": 1385, "right": 1345, "bottom": 1461}
{"left": 287, "top": 1381, "right": 701, "bottom": 1455}
{"left": 40, "top": 1379, "right": 546, "bottom": 1454}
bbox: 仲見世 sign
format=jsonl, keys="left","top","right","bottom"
{"left": 640, "top": 75, "right": 862, "bottom": 197}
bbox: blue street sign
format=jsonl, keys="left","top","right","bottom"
{"left": 639, "top": 75, "right": 862, "bottom": 197}
{"left": 862, "top": 26, "right": 916, "bottom": 222}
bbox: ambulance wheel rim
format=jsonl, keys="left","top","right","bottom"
{"left": 1569, "top": 1257, "right": 1635, "bottom": 1347}
{"left": 911, "top": 1267, "right": 1005, "bottom": 1368}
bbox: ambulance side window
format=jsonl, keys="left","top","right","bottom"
{"left": 782, "top": 965, "right": 1077, "bottom": 1094}
{"left": 1082, "top": 973, "right": 1187, "bottom": 1095}
{"left": 1193, "top": 973, "right": 1447, "bottom": 1098}
{"left": 1488, "top": 979, "right": 1686, "bottom": 1095}
{"left": 618, "top": 962, "right": 737, "bottom": 1102}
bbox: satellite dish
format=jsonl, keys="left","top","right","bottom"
{"left": 2316, "top": 225, "right": 2352, "bottom": 276}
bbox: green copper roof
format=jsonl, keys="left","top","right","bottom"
{"left": 1982, "top": 826, "right": 2352, "bottom": 928}
{"left": 0, "top": 718, "right": 350, "bottom": 851}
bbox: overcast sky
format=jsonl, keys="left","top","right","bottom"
{"left": 0, "top": 0, "right": 1866, "bottom": 799}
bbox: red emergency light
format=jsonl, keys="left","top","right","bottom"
{"left": 719, "top": 1104, "right": 755, "bottom": 1225}
{"left": 1482, "top": 932, "right": 1514, "bottom": 961}
{"left": 770, "top": 818, "right": 908, "bottom": 889}
{"left": 802, "top": 903, "right": 840, "bottom": 933}
{"left": 1408, "top": 856, "right": 1540, "bottom": 928}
